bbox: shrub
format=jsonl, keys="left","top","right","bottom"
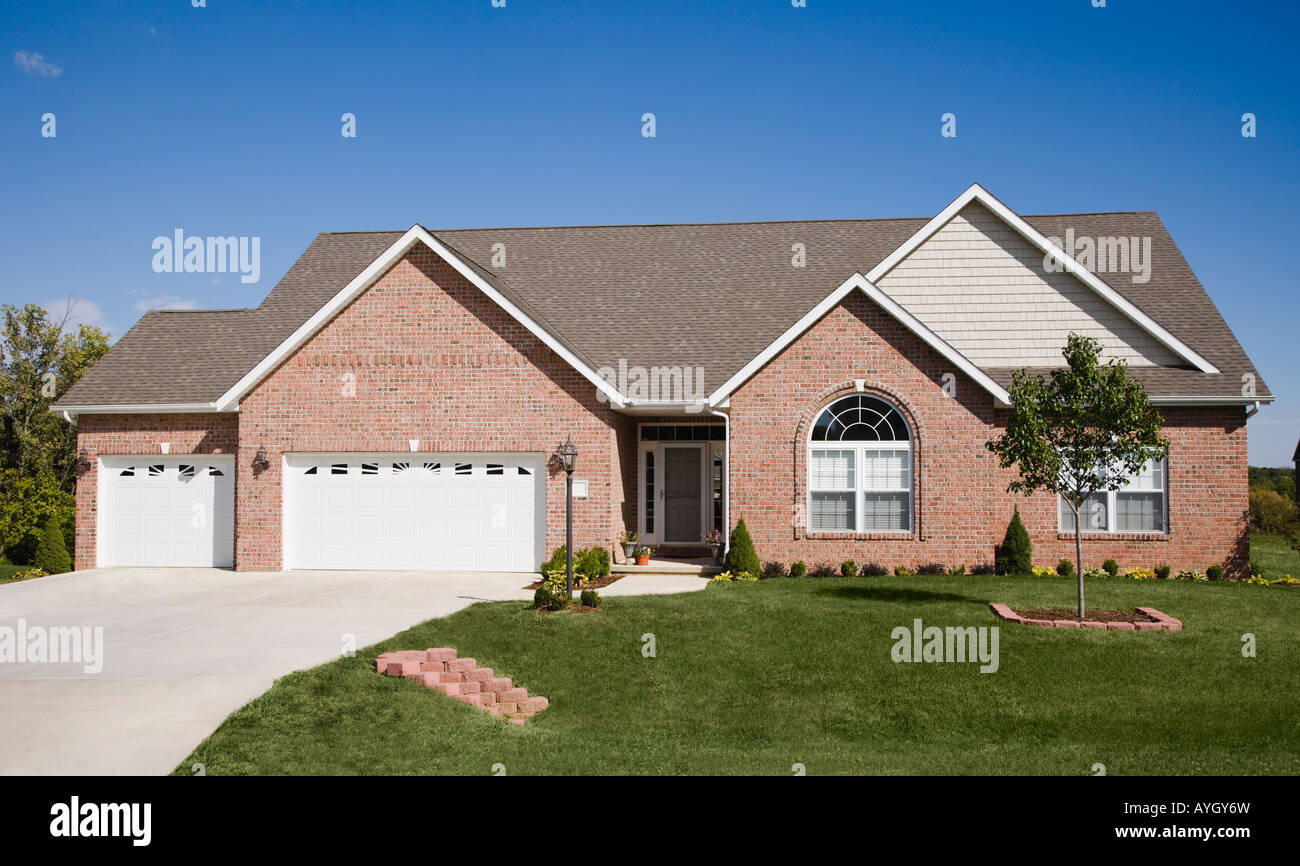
{"left": 1272, "top": 575, "right": 1299, "bottom": 586}
{"left": 917, "top": 562, "right": 947, "bottom": 575}
{"left": 1246, "top": 575, "right": 1270, "bottom": 586}
{"left": 1056, "top": 559, "right": 1075, "bottom": 578}
{"left": 840, "top": 560, "right": 858, "bottom": 578}
{"left": 1175, "top": 569, "right": 1206, "bottom": 582}
{"left": 809, "top": 562, "right": 836, "bottom": 577}
{"left": 575, "top": 546, "right": 611, "bottom": 579}
{"left": 1124, "top": 567, "right": 1156, "bottom": 581}
{"left": 948, "top": 565, "right": 966, "bottom": 576}
{"left": 33, "top": 517, "right": 71, "bottom": 575}
{"left": 970, "top": 562, "right": 996, "bottom": 575}
{"left": 995, "top": 507, "right": 1032, "bottom": 575}
{"left": 1102, "top": 559, "right": 1119, "bottom": 577}
{"left": 1206, "top": 564, "right": 1225, "bottom": 582}
{"left": 725, "top": 517, "right": 761, "bottom": 578}
{"left": 1082, "top": 567, "right": 1107, "bottom": 580}
{"left": 861, "top": 562, "right": 889, "bottom": 576}
{"left": 894, "top": 566, "right": 914, "bottom": 577}
{"left": 1031, "top": 565, "right": 1058, "bottom": 577}
{"left": 579, "top": 588, "right": 602, "bottom": 608}
{"left": 533, "top": 572, "right": 570, "bottom": 610}
{"left": 761, "top": 560, "right": 787, "bottom": 580}
{"left": 543, "top": 545, "right": 568, "bottom": 573}
{"left": 710, "top": 571, "right": 757, "bottom": 583}
{"left": 1248, "top": 486, "right": 1297, "bottom": 534}
{"left": 11, "top": 567, "right": 48, "bottom": 581}
{"left": 790, "top": 560, "right": 807, "bottom": 578}
{"left": 1154, "top": 563, "right": 1171, "bottom": 580}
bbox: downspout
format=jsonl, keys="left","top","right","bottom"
{"left": 709, "top": 407, "right": 730, "bottom": 558}
{"left": 1245, "top": 401, "right": 1261, "bottom": 419}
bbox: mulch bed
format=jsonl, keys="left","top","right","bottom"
{"left": 524, "top": 573, "right": 624, "bottom": 590}
{"left": 1014, "top": 608, "right": 1158, "bottom": 624}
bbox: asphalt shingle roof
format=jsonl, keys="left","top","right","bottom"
{"left": 54, "top": 210, "right": 1271, "bottom": 409}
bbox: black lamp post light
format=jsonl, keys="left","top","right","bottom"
{"left": 557, "top": 436, "right": 578, "bottom": 595}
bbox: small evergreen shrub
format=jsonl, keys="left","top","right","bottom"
{"left": 1206, "top": 564, "right": 1225, "bottom": 582}
{"left": 995, "top": 508, "right": 1032, "bottom": 575}
{"left": 1154, "top": 563, "right": 1171, "bottom": 580}
{"left": 1057, "top": 559, "right": 1076, "bottom": 578}
{"left": 725, "top": 517, "right": 761, "bottom": 578}
{"left": 579, "top": 588, "right": 602, "bottom": 608}
{"left": 1102, "top": 559, "right": 1119, "bottom": 577}
{"left": 761, "top": 560, "right": 787, "bottom": 580}
{"left": 790, "top": 560, "right": 807, "bottom": 578}
{"left": 544, "top": 545, "right": 568, "bottom": 573}
{"left": 33, "top": 517, "right": 71, "bottom": 575}
{"left": 861, "top": 562, "right": 889, "bottom": 576}
{"left": 840, "top": 560, "right": 858, "bottom": 578}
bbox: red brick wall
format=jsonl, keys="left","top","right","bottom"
{"left": 73, "top": 413, "right": 239, "bottom": 570}
{"left": 728, "top": 293, "right": 1249, "bottom": 577}
{"left": 235, "top": 247, "right": 629, "bottom": 570}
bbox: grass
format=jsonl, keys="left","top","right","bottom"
{"left": 177, "top": 572, "right": 1299, "bottom": 776}
{"left": 1250, "top": 532, "right": 1300, "bottom": 579}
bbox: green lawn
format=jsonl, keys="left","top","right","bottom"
{"left": 0, "top": 563, "right": 32, "bottom": 583}
{"left": 1251, "top": 532, "right": 1300, "bottom": 580}
{"left": 177, "top": 574, "right": 1300, "bottom": 776}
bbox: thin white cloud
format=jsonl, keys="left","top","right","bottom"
{"left": 131, "top": 294, "right": 198, "bottom": 312}
{"left": 43, "top": 297, "right": 116, "bottom": 338}
{"left": 13, "top": 50, "right": 62, "bottom": 78}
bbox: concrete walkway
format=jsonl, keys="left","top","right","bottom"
{"left": 0, "top": 567, "right": 706, "bottom": 775}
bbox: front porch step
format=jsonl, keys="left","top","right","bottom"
{"left": 613, "top": 561, "right": 725, "bottom": 576}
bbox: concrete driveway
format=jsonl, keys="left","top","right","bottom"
{"left": 0, "top": 567, "right": 541, "bottom": 776}
{"left": 0, "top": 567, "right": 707, "bottom": 775}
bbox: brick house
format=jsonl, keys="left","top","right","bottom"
{"left": 53, "top": 185, "right": 1272, "bottom": 576}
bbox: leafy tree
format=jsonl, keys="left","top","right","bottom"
{"left": 986, "top": 334, "right": 1169, "bottom": 617}
{"left": 33, "top": 515, "right": 72, "bottom": 574}
{"left": 0, "top": 301, "right": 109, "bottom": 561}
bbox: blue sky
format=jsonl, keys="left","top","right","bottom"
{"left": 1, "top": 0, "right": 1297, "bottom": 464}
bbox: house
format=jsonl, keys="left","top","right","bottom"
{"left": 53, "top": 185, "right": 1272, "bottom": 577}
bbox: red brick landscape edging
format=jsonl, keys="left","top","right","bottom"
{"left": 989, "top": 603, "right": 1182, "bottom": 631}
{"left": 375, "top": 648, "right": 549, "bottom": 724}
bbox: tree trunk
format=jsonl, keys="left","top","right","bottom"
{"left": 1075, "top": 520, "right": 1085, "bottom": 619}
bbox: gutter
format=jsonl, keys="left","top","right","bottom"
{"left": 709, "top": 407, "right": 730, "bottom": 559}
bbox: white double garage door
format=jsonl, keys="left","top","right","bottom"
{"left": 98, "top": 453, "right": 545, "bottom": 572}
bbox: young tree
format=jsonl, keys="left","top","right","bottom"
{"left": 986, "top": 333, "right": 1169, "bottom": 617}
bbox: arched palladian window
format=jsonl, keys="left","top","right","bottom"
{"left": 808, "top": 395, "right": 912, "bottom": 532}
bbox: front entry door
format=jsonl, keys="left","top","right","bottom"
{"left": 663, "top": 445, "right": 704, "bottom": 543}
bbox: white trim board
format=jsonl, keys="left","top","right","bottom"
{"left": 865, "top": 183, "right": 1219, "bottom": 375}
{"left": 706, "top": 272, "right": 1014, "bottom": 408}
{"left": 213, "top": 226, "right": 626, "bottom": 411}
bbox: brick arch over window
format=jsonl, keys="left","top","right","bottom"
{"left": 791, "top": 383, "right": 924, "bottom": 540}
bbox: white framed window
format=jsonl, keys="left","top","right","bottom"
{"left": 1059, "top": 457, "right": 1167, "bottom": 534}
{"left": 808, "top": 395, "right": 912, "bottom": 533}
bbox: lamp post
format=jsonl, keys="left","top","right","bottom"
{"left": 558, "top": 437, "right": 578, "bottom": 596}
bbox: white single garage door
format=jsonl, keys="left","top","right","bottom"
{"left": 98, "top": 456, "right": 235, "bottom": 567}
{"left": 283, "top": 453, "right": 544, "bottom": 572}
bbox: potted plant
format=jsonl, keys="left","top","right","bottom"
{"left": 633, "top": 544, "right": 651, "bottom": 566}
{"left": 618, "top": 529, "right": 639, "bottom": 561}
{"left": 703, "top": 529, "right": 724, "bottom": 564}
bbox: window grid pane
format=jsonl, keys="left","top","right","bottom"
{"left": 811, "top": 492, "right": 855, "bottom": 532}
{"left": 862, "top": 492, "right": 909, "bottom": 532}
{"left": 810, "top": 449, "right": 855, "bottom": 490}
